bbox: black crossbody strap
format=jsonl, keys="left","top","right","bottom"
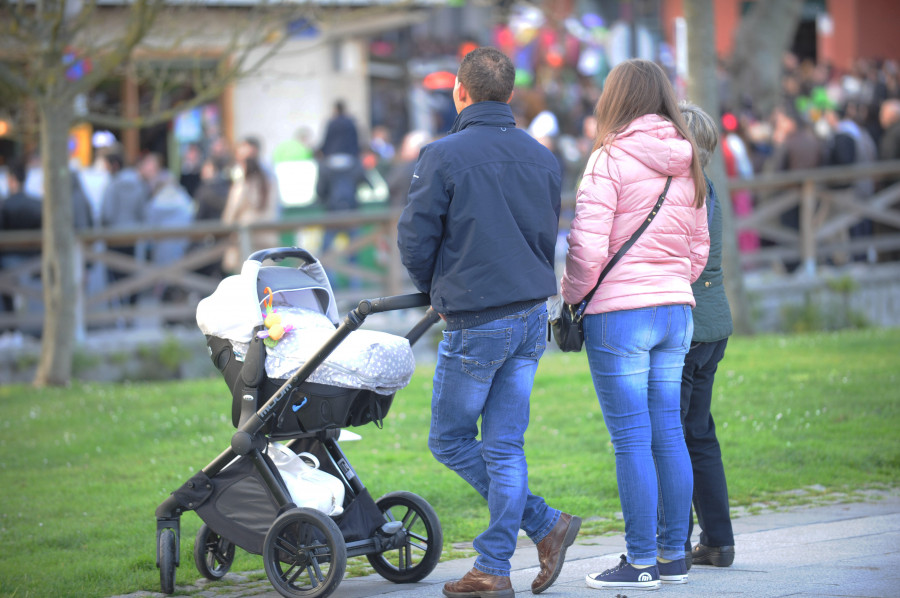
{"left": 575, "top": 175, "right": 673, "bottom": 318}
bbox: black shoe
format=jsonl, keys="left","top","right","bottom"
{"left": 691, "top": 544, "right": 734, "bottom": 567}
{"left": 685, "top": 548, "right": 692, "bottom": 571}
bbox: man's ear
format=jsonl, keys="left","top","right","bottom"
{"left": 456, "top": 81, "right": 469, "bottom": 104}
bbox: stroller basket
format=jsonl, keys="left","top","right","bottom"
{"left": 207, "top": 332, "right": 395, "bottom": 438}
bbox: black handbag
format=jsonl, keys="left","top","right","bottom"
{"left": 550, "top": 176, "right": 673, "bottom": 352}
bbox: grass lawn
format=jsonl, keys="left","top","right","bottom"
{"left": 0, "top": 327, "right": 898, "bottom": 597}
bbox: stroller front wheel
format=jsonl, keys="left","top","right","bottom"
{"left": 194, "top": 524, "right": 235, "bottom": 580}
{"left": 157, "top": 528, "right": 177, "bottom": 594}
{"left": 263, "top": 507, "right": 346, "bottom": 598}
{"left": 366, "top": 491, "right": 443, "bottom": 583}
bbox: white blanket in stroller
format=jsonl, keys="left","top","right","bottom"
{"left": 197, "top": 259, "right": 415, "bottom": 395}
{"left": 231, "top": 306, "right": 415, "bottom": 394}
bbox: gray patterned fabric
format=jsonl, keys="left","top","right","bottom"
{"left": 233, "top": 306, "right": 415, "bottom": 395}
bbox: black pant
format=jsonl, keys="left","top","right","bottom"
{"left": 681, "top": 338, "right": 735, "bottom": 548}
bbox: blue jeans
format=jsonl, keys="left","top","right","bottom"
{"left": 681, "top": 338, "right": 734, "bottom": 549}
{"left": 583, "top": 305, "right": 694, "bottom": 566}
{"left": 429, "top": 303, "right": 560, "bottom": 576}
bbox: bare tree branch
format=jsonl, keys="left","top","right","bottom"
{"left": 70, "top": 0, "right": 165, "bottom": 95}
{"left": 2, "top": 0, "right": 403, "bottom": 387}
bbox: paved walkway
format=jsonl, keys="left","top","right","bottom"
{"left": 123, "top": 490, "right": 900, "bottom": 598}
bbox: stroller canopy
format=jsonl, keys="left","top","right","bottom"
{"left": 197, "top": 257, "right": 340, "bottom": 345}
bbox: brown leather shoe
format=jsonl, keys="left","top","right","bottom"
{"left": 531, "top": 512, "right": 582, "bottom": 594}
{"left": 443, "top": 567, "right": 514, "bottom": 598}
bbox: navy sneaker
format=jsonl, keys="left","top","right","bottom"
{"left": 657, "top": 558, "right": 688, "bottom": 584}
{"left": 585, "top": 555, "right": 660, "bottom": 591}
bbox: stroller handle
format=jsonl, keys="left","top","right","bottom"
{"left": 357, "top": 293, "right": 431, "bottom": 315}
{"left": 248, "top": 247, "right": 317, "bottom": 265}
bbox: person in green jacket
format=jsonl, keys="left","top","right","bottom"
{"left": 677, "top": 102, "right": 736, "bottom": 569}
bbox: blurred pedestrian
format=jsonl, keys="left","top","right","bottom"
{"left": 879, "top": 99, "right": 900, "bottom": 161}
{"left": 385, "top": 130, "right": 429, "bottom": 208}
{"left": 194, "top": 156, "right": 232, "bottom": 222}
{"left": 191, "top": 156, "right": 232, "bottom": 281}
{"left": 319, "top": 100, "right": 360, "bottom": 159}
{"left": 316, "top": 101, "right": 370, "bottom": 277}
{"left": 768, "top": 105, "right": 822, "bottom": 256}
{"left": 272, "top": 128, "right": 314, "bottom": 164}
{"left": 0, "top": 158, "right": 41, "bottom": 240}
{"left": 145, "top": 171, "right": 193, "bottom": 268}
{"left": 70, "top": 169, "right": 93, "bottom": 232}
{"left": 0, "top": 159, "right": 42, "bottom": 316}
{"left": 100, "top": 152, "right": 157, "bottom": 305}
{"left": 179, "top": 142, "right": 204, "bottom": 198}
{"left": 721, "top": 112, "right": 760, "bottom": 254}
{"left": 145, "top": 171, "right": 193, "bottom": 302}
{"left": 316, "top": 101, "right": 367, "bottom": 213}
{"left": 221, "top": 147, "right": 278, "bottom": 274}
{"left": 368, "top": 125, "right": 395, "bottom": 174}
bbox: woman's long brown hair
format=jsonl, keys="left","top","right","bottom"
{"left": 592, "top": 59, "right": 706, "bottom": 208}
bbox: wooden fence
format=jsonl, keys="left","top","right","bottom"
{"left": 1, "top": 160, "right": 899, "bottom": 337}
{"left": 727, "top": 161, "right": 900, "bottom": 274}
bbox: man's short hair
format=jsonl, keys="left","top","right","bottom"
{"left": 457, "top": 47, "right": 515, "bottom": 104}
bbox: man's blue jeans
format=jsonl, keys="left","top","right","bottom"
{"left": 583, "top": 305, "right": 694, "bottom": 566}
{"left": 428, "top": 303, "right": 560, "bottom": 576}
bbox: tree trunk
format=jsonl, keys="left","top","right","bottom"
{"left": 728, "top": 0, "right": 804, "bottom": 118}
{"left": 33, "top": 100, "right": 77, "bottom": 387}
{"left": 684, "top": 0, "right": 753, "bottom": 334}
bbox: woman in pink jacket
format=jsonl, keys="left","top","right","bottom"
{"left": 561, "top": 59, "right": 710, "bottom": 591}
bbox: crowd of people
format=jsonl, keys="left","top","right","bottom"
{"left": 4, "top": 50, "right": 899, "bottom": 322}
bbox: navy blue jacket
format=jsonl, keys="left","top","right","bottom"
{"left": 397, "top": 101, "right": 561, "bottom": 328}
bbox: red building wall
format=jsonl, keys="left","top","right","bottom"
{"left": 660, "top": 0, "right": 745, "bottom": 58}
{"left": 661, "top": 0, "right": 900, "bottom": 73}
{"left": 820, "top": 0, "right": 900, "bottom": 72}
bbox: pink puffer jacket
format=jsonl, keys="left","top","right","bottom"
{"left": 561, "top": 114, "right": 709, "bottom": 314}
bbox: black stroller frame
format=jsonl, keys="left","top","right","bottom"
{"left": 155, "top": 248, "right": 442, "bottom": 598}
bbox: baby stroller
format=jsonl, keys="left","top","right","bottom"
{"left": 155, "top": 247, "right": 443, "bottom": 598}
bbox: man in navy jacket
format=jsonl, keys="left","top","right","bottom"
{"left": 398, "top": 47, "right": 579, "bottom": 598}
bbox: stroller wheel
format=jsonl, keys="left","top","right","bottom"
{"left": 367, "top": 491, "right": 443, "bottom": 583}
{"left": 263, "top": 507, "right": 346, "bottom": 598}
{"left": 194, "top": 524, "right": 235, "bottom": 580}
{"left": 157, "top": 528, "right": 177, "bottom": 594}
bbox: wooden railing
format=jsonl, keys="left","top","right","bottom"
{"left": 724, "top": 161, "right": 900, "bottom": 274}
{"left": 0, "top": 209, "right": 410, "bottom": 336}
{"left": 2, "top": 160, "right": 899, "bottom": 336}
